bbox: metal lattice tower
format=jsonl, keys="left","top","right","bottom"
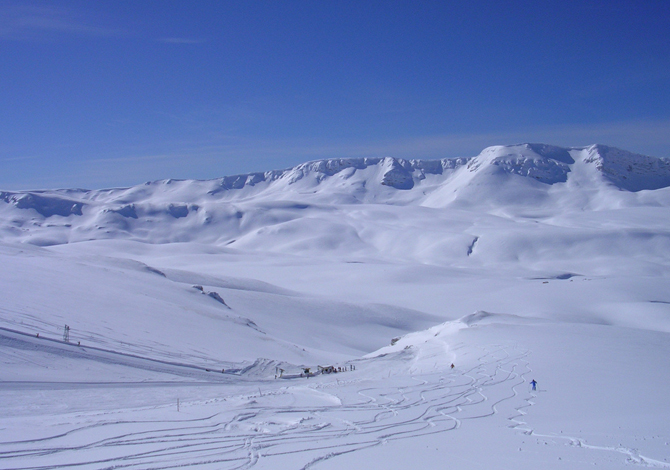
{"left": 63, "top": 324, "right": 70, "bottom": 343}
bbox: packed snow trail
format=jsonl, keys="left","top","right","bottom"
{"left": 0, "top": 343, "right": 532, "bottom": 470}
{"left": 0, "top": 327, "right": 231, "bottom": 382}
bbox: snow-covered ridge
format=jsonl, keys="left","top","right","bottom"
{"left": 208, "top": 155, "right": 472, "bottom": 195}
{"left": 466, "top": 143, "right": 574, "bottom": 184}
{"left": 584, "top": 144, "right": 670, "bottom": 191}
{"left": 0, "top": 155, "right": 471, "bottom": 210}
{"left": 4, "top": 143, "right": 667, "bottom": 199}
{"left": 1, "top": 143, "right": 670, "bottom": 247}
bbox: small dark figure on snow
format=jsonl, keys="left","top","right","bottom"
{"left": 530, "top": 379, "right": 537, "bottom": 391}
{"left": 450, "top": 363, "right": 455, "bottom": 369}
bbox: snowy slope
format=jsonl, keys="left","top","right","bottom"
{"left": 0, "top": 241, "right": 439, "bottom": 371}
{"left": 1, "top": 143, "right": 670, "bottom": 469}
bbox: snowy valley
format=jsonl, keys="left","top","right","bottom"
{"left": 1, "top": 143, "right": 670, "bottom": 469}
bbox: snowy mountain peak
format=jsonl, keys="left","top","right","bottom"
{"left": 582, "top": 144, "right": 670, "bottom": 191}
{"left": 478, "top": 143, "right": 573, "bottom": 163}
{"left": 465, "top": 143, "right": 573, "bottom": 184}
{"left": 459, "top": 143, "right": 670, "bottom": 191}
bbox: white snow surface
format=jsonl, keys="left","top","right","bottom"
{"left": 1, "top": 143, "right": 670, "bottom": 469}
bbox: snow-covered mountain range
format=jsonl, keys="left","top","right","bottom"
{"left": 2, "top": 143, "right": 670, "bottom": 470}
{"left": 2, "top": 144, "right": 670, "bottom": 248}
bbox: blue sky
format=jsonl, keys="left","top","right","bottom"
{"left": 1, "top": 0, "right": 669, "bottom": 190}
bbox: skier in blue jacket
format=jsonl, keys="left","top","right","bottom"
{"left": 530, "top": 379, "right": 537, "bottom": 391}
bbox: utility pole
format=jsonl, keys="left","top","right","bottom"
{"left": 63, "top": 324, "right": 70, "bottom": 343}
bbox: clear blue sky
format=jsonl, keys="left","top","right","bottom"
{"left": 1, "top": 0, "right": 669, "bottom": 190}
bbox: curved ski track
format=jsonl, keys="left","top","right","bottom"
{"left": 4, "top": 342, "right": 663, "bottom": 469}
{"left": 0, "top": 343, "right": 532, "bottom": 469}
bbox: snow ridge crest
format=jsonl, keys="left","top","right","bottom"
{"left": 583, "top": 144, "right": 670, "bottom": 191}
{"left": 205, "top": 156, "right": 468, "bottom": 194}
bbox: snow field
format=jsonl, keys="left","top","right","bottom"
{"left": 2, "top": 144, "right": 670, "bottom": 468}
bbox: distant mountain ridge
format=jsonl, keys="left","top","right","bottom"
{"left": 2, "top": 144, "right": 670, "bottom": 247}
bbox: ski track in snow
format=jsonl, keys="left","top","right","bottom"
{"left": 1, "top": 343, "right": 532, "bottom": 470}
{"left": 2, "top": 342, "right": 666, "bottom": 469}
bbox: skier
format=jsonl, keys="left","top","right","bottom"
{"left": 530, "top": 379, "right": 537, "bottom": 391}
{"left": 450, "top": 363, "right": 455, "bottom": 369}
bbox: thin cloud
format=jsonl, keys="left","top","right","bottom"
{"left": 295, "top": 120, "right": 670, "bottom": 160}
{"left": 0, "top": 4, "right": 122, "bottom": 40}
{"left": 0, "top": 154, "right": 39, "bottom": 163}
{"left": 184, "top": 119, "right": 670, "bottom": 163}
{"left": 95, "top": 118, "right": 670, "bottom": 175}
{"left": 157, "top": 37, "right": 206, "bottom": 44}
{"left": 81, "top": 153, "right": 186, "bottom": 165}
